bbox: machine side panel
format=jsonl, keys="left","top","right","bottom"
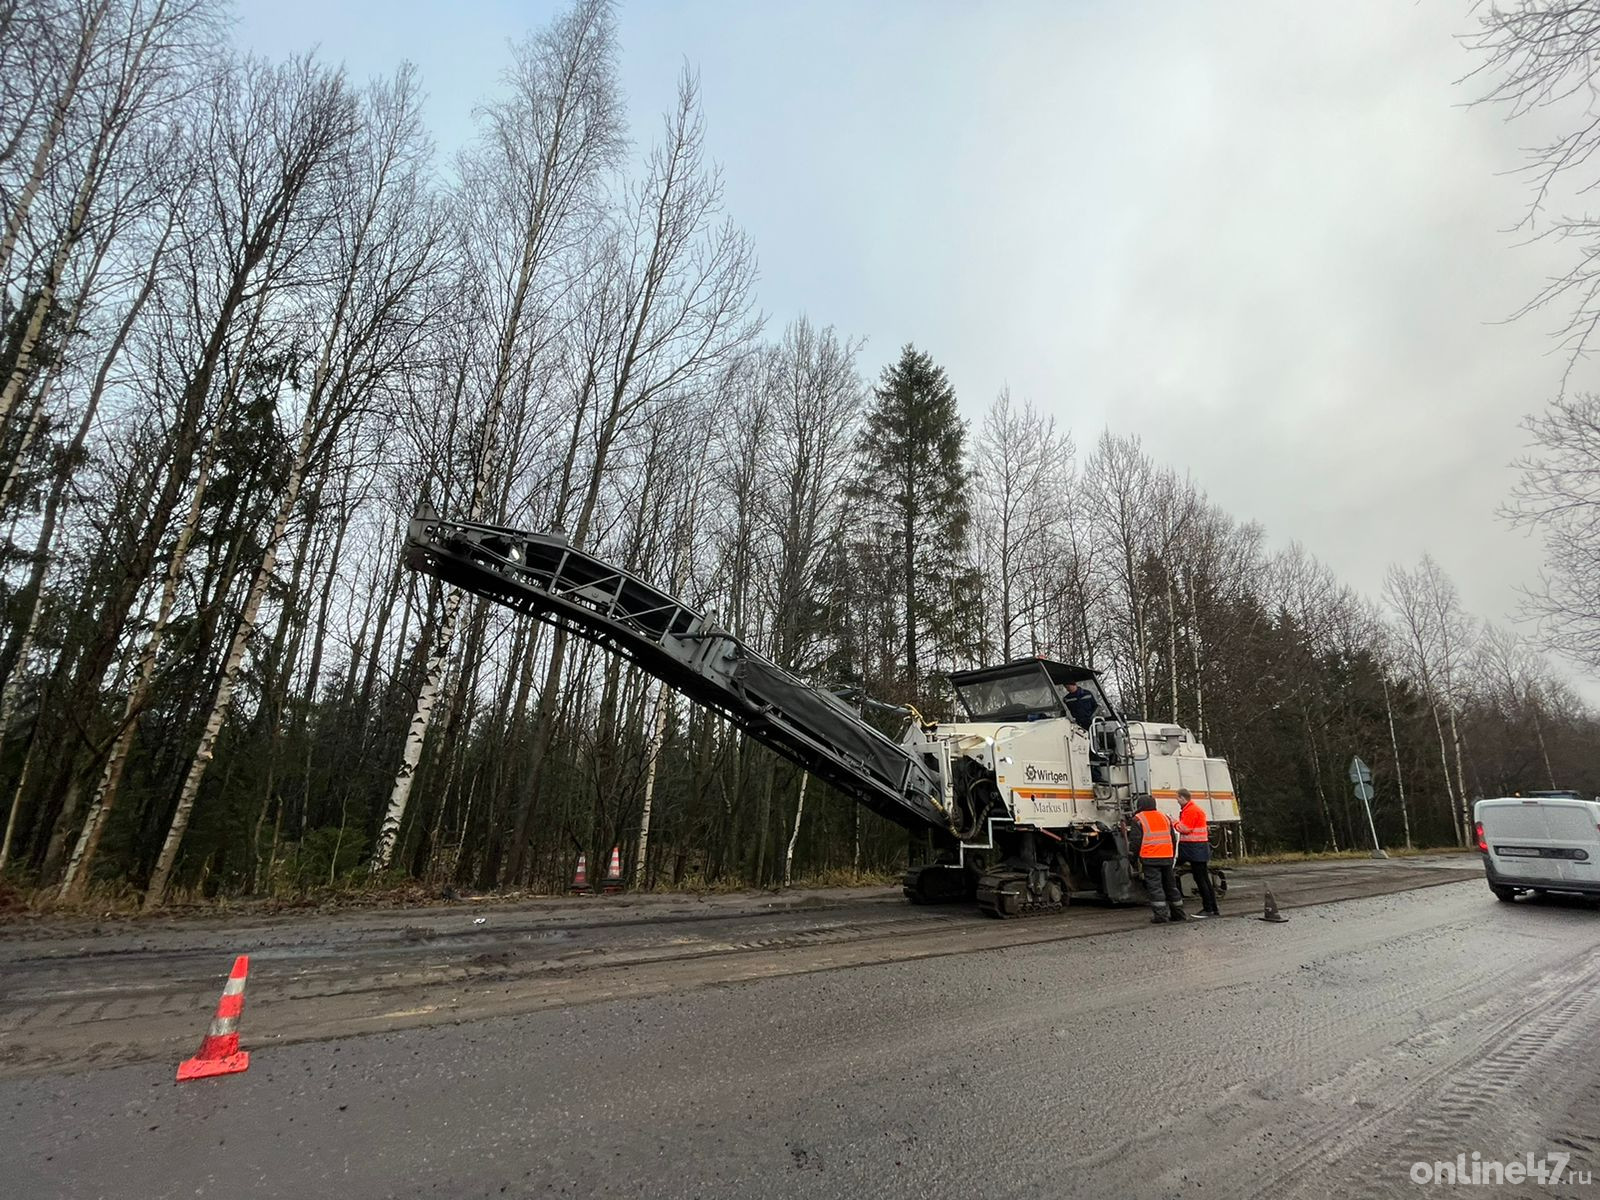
{"left": 1202, "top": 758, "right": 1240, "bottom": 822}
{"left": 998, "top": 722, "right": 1104, "bottom": 825}
{"left": 1149, "top": 750, "right": 1240, "bottom": 824}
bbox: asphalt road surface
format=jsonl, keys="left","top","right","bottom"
{"left": 4, "top": 856, "right": 1598, "bottom": 1199}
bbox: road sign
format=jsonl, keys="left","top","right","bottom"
{"left": 1349, "top": 756, "right": 1385, "bottom": 858}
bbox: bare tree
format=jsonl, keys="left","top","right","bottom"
{"left": 972, "top": 388, "right": 1072, "bottom": 661}
{"left": 143, "top": 66, "right": 441, "bottom": 907}
{"left": 1385, "top": 556, "right": 1473, "bottom": 845}
{"left": 1502, "top": 392, "right": 1600, "bottom": 666}
{"left": 374, "top": 0, "right": 624, "bottom": 872}
{"left": 1466, "top": 1, "right": 1600, "bottom": 373}
{"left": 499, "top": 67, "right": 757, "bottom": 885}
{"left": 0, "top": 0, "right": 216, "bottom": 434}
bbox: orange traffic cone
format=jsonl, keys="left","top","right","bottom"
{"left": 177, "top": 955, "right": 250, "bottom": 1081}
{"left": 569, "top": 852, "right": 589, "bottom": 893}
{"left": 601, "top": 845, "right": 623, "bottom": 893}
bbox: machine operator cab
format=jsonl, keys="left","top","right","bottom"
{"left": 948, "top": 658, "right": 1125, "bottom": 762}
{"left": 948, "top": 658, "right": 1116, "bottom": 726}
{"left": 945, "top": 658, "right": 1130, "bottom": 790}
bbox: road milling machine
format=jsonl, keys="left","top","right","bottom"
{"left": 404, "top": 510, "right": 1240, "bottom": 917}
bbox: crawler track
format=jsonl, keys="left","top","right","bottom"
{"left": 974, "top": 869, "right": 1068, "bottom": 918}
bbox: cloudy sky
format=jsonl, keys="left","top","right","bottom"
{"left": 235, "top": 0, "right": 1586, "bottom": 681}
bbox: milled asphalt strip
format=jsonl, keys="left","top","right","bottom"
{"left": 0, "top": 867, "right": 1480, "bottom": 1079}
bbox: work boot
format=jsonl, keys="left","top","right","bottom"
{"left": 1150, "top": 908, "right": 1169, "bottom": 924}
{"left": 1170, "top": 906, "right": 1193, "bottom": 922}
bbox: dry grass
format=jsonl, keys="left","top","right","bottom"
{"left": 2, "top": 866, "right": 909, "bottom": 924}
{"left": 1, "top": 872, "right": 460, "bottom": 923}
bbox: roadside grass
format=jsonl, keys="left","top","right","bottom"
{"left": 0, "top": 870, "right": 434, "bottom": 920}
{"left": 2, "top": 865, "right": 905, "bottom": 922}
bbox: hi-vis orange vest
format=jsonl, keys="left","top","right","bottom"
{"left": 1177, "top": 801, "right": 1209, "bottom": 844}
{"left": 1135, "top": 810, "right": 1176, "bottom": 859}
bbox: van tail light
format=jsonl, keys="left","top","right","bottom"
{"left": 1475, "top": 821, "right": 1488, "bottom": 853}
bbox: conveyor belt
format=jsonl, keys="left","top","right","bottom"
{"left": 403, "top": 510, "right": 951, "bottom": 834}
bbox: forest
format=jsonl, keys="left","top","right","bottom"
{"left": 3, "top": 0, "right": 1597, "bottom": 909}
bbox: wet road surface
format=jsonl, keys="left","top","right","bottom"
{"left": 4, "top": 856, "right": 1598, "bottom": 1198}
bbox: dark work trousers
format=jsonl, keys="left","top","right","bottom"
{"left": 1184, "top": 856, "right": 1219, "bottom": 914}
{"left": 1141, "top": 860, "right": 1184, "bottom": 917}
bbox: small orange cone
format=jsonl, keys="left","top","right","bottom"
{"left": 177, "top": 955, "right": 250, "bottom": 1081}
{"left": 569, "top": 852, "right": 589, "bottom": 893}
{"left": 601, "top": 845, "right": 623, "bottom": 893}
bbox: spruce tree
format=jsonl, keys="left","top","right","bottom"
{"left": 848, "top": 344, "right": 979, "bottom": 701}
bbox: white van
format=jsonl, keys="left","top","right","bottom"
{"left": 1475, "top": 794, "right": 1600, "bottom": 902}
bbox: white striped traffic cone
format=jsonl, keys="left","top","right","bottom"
{"left": 176, "top": 955, "right": 251, "bottom": 1081}
{"left": 601, "top": 845, "right": 623, "bottom": 892}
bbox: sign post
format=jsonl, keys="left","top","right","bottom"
{"left": 1349, "top": 756, "right": 1386, "bottom": 859}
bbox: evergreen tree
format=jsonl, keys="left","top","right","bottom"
{"left": 848, "top": 344, "right": 979, "bottom": 703}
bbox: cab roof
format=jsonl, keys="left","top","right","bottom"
{"left": 947, "top": 657, "right": 1102, "bottom": 689}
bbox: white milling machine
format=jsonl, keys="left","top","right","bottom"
{"left": 403, "top": 513, "right": 1241, "bottom": 918}
{"left": 899, "top": 658, "right": 1241, "bottom": 915}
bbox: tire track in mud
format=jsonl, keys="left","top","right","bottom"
{"left": 1235, "top": 954, "right": 1600, "bottom": 1200}
{"left": 1293, "top": 964, "right": 1600, "bottom": 1200}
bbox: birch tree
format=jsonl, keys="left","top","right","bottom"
{"left": 0, "top": 0, "right": 215, "bottom": 433}
{"left": 143, "top": 67, "right": 440, "bottom": 906}
{"left": 500, "top": 67, "right": 758, "bottom": 884}
{"left": 1385, "top": 557, "right": 1469, "bottom": 845}
{"left": 373, "top": 0, "right": 623, "bottom": 872}
{"left": 972, "top": 389, "right": 1071, "bottom": 661}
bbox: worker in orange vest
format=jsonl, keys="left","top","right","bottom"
{"left": 1130, "top": 796, "right": 1190, "bottom": 923}
{"left": 1175, "top": 786, "right": 1220, "bottom": 917}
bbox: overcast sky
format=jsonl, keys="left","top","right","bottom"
{"left": 235, "top": 0, "right": 1588, "bottom": 684}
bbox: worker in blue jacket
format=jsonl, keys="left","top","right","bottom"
{"left": 1062, "top": 680, "right": 1097, "bottom": 729}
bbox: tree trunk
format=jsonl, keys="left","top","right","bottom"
{"left": 634, "top": 682, "right": 669, "bottom": 884}
{"left": 0, "top": 598, "right": 44, "bottom": 871}
{"left": 1380, "top": 676, "right": 1413, "bottom": 851}
{"left": 143, "top": 355, "right": 331, "bottom": 908}
{"left": 374, "top": 585, "right": 464, "bottom": 871}
{"left": 0, "top": 207, "right": 174, "bottom": 692}
{"left": 1165, "top": 569, "right": 1179, "bottom": 724}
{"left": 0, "top": 733, "right": 40, "bottom": 874}
{"left": 1446, "top": 704, "right": 1469, "bottom": 844}
{"left": 783, "top": 772, "right": 809, "bottom": 887}
{"left": 58, "top": 426, "right": 223, "bottom": 897}
{"left": 754, "top": 757, "right": 776, "bottom": 884}
{"left": 0, "top": 0, "right": 109, "bottom": 307}
{"left": 1185, "top": 569, "right": 1206, "bottom": 744}
{"left": 1531, "top": 702, "right": 1557, "bottom": 790}
{"left": 1428, "top": 700, "right": 1461, "bottom": 845}
{"left": 1304, "top": 707, "right": 1339, "bottom": 852}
